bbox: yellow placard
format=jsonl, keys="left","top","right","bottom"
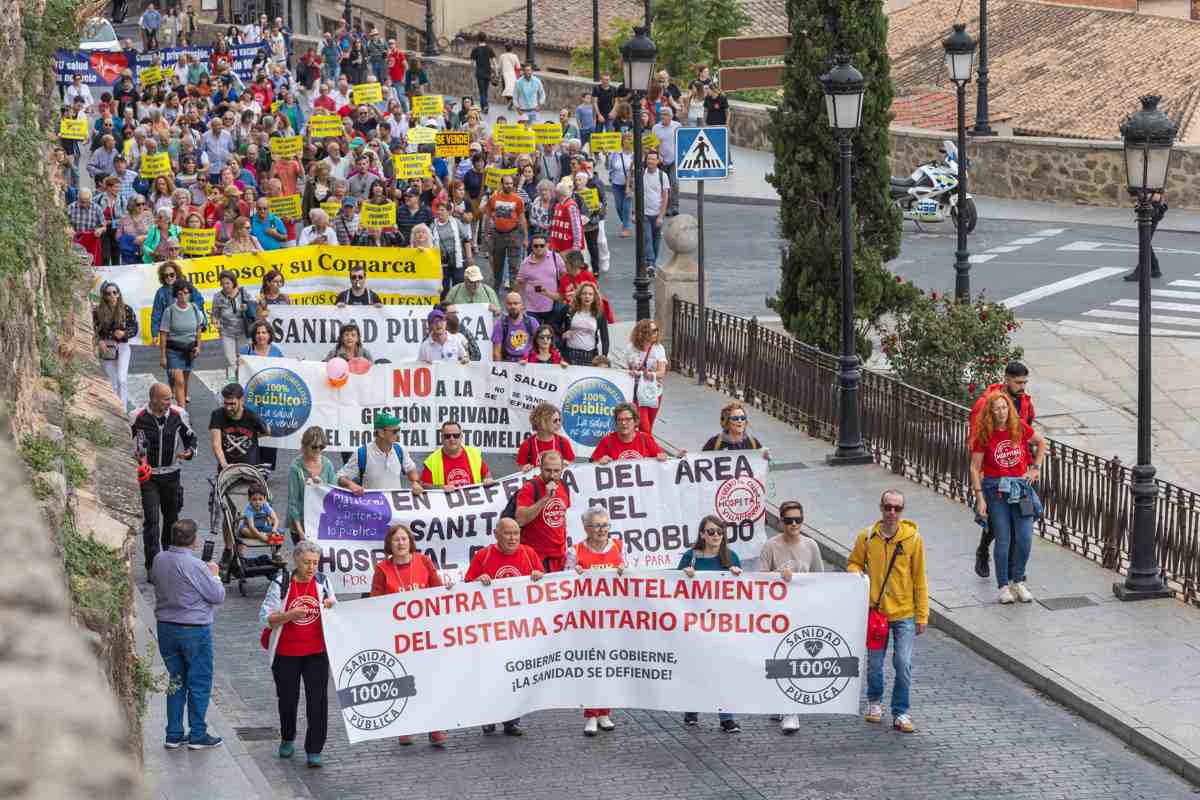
{"left": 504, "top": 128, "right": 536, "bottom": 154}
{"left": 351, "top": 82, "right": 384, "bottom": 105}
{"left": 393, "top": 152, "right": 432, "bottom": 179}
{"left": 589, "top": 131, "right": 621, "bottom": 153}
{"left": 268, "top": 194, "right": 303, "bottom": 220}
{"left": 533, "top": 122, "right": 563, "bottom": 145}
{"left": 361, "top": 202, "right": 396, "bottom": 230}
{"left": 123, "top": 138, "right": 133, "bottom": 161}
{"left": 642, "top": 132, "right": 660, "bottom": 150}
{"left": 411, "top": 94, "right": 444, "bottom": 116}
{"left": 580, "top": 187, "right": 601, "bottom": 211}
{"left": 320, "top": 200, "right": 344, "bottom": 218}
{"left": 484, "top": 166, "right": 516, "bottom": 191}
{"left": 494, "top": 123, "right": 519, "bottom": 146}
{"left": 139, "top": 65, "right": 163, "bottom": 86}
{"left": 59, "top": 117, "right": 88, "bottom": 141}
{"left": 307, "top": 114, "right": 345, "bottom": 138}
{"left": 408, "top": 126, "right": 436, "bottom": 145}
{"left": 435, "top": 130, "right": 470, "bottom": 157}
{"left": 270, "top": 99, "right": 282, "bottom": 114}
{"left": 180, "top": 227, "right": 217, "bottom": 256}
{"left": 139, "top": 152, "right": 171, "bottom": 179}
{"left": 270, "top": 135, "right": 303, "bottom": 159}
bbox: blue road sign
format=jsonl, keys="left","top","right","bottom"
{"left": 675, "top": 126, "right": 729, "bottom": 181}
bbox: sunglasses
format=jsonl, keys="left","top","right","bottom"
{"left": 442, "top": 432, "right": 462, "bottom": 439}
{"left": 882, "top": 504, "right": 904, "bottom": 513}
{"left": 726, "top": 415, "right": 747, "bottom": 422}
{"left": 532, "top": 243, "right": 546, "bottom": 248}
{"left": 309, "top": 444, "right": 327, "bottom": 451}
{"left": 586, "top": 522, "right": 611, "bottom": 530}
{"left": 702, "top": 527, "right": 723, "bottom": 536}
{"left": 782, "top": 516, "right": 803, "bottom": 526}
{"left": 163, "top": 272, "right": 177, "bottom": 278}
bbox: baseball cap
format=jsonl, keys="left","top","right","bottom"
{"left": 426, "top": 308, "right": 446, "bottom": 324}
{"left": 464, "top": 265, "right": 484, "bottom": 282}
{"left": 403, "top": 186, "right": 420, "bottom": 197}
{"left": 342, "top": 197, "right": 357, "bottom": 208}
{"left": 373, "top": 412, "right": 401, "bottom": 430}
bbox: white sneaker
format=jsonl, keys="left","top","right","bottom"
{"left": 596, "top": 715, "right": 615, "bottom": 731}
{"left": 780, "top": 714, "right": 800, "bottom": 734}
{"left": 998, "top": 585, "right": 1015, "bottom": 604}
{"left": 600, "top": 260, "right": 610, "bottom": 273}
{"left": 865, "top": 703, "right": 883, "bottom": 723}
{"left": 583, "top": 717, "right": 598, "bottom": 737}
{"left": 1012, "top": 581, "right": 1034, "bottom": 603}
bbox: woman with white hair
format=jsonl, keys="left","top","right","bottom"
{"left": 143, "top": 207, "right": 181, "bottom": 263}
{"left": 547, "top": 177, "right": 582, "bottom": 256}
{"left": 259, "top": 541, "right": 337, "bottom": 768}
{"left": 567, "top": 506, "right": 624, "bottom": 736}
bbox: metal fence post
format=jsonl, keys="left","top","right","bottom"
{"left": 744, "top": 316, "right": 759, "bottom": 404}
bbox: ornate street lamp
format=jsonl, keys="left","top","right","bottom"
{"left": 972, "top": 0, "right": 993, "bottom": 135}
{"left": 525, "top": 0, "right": 537, "bottom": 70}
{"left": 424, "top": 0, "right": 438, "bottom": 57}
{"left": 1114, "top": 95, "right": 1176, "bottom": 602}
{"left": 820, "top": 52, "right": 871, "bottom": 466}
{"left": 943, "top": 22, "right": 976, "bottom": 301}
{"left": 622, "top": 26, "right": 657, "bottom": 321}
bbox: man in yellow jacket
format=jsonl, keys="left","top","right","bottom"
{"left": 846, "top": 488, "right": 929, "bottom": 734}
{"left": 420, "top": 420, "right": 492, "bottom": 488}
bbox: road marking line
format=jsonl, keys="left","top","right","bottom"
{"left": 1083, "top": 309, "right": 1200, "bottom": 328}
{"left": 1058, "top": 241, "right": 1108, "bottom": 251}
{"left": 1058, "top": 320, "right": 1200, "bottom": 337}
{"left": 1008, "top": 237, "right": 1045, "bottom": 245}
{"left": 1169, "top": 279, "right": 1200, "bottom": 288}
{"left": 1153, "top": 288, "right": 1200, "bottom": 300}
{"left": 969, "top": 254, "right": 996, "bottom": 263}
{"left": 1000, "top": 267, "right": 1127, "bottom": 308}
{"left": 1112, "top": 299, "right": 1200, "bottom": 314}
{"left": 986, "top": 246, "right": 1021, "bottom": 253}
{"left": 1033, "top": 228, "right": 1066, "bottom": 236}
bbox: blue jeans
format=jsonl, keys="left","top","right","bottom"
{"left": 983, "top": 477, "right": 1034, "bottom": 588}
{"left": 157, "top": 622, "right": 214, "bottom": 741}
{"left": 611, "top": 184, "right": 629, "bottom": 229}
{"left": 866, "top": 616, "right": 914, "bottom": 718}
{"left": 579, "top": 127, "right": 594, "bottom": 149}
{"left": 642, "top": 215, "right": 662, "bottom": 268}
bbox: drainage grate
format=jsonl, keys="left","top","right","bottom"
{"left": 770, "top": 461, "right": 809, "bottom": 471}
{"left": 1037, "top": 595, "right": 1099, "bottom": 611}
{"left": 234, "top": 726, "right": 278, "bottom": 741}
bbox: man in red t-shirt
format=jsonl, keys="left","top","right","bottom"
{"left": 421, "top": 420, "right": 491, "bottom": 488}
{"left": 591, "top": 402, "right": 671, "bottom": 464}
{"left": 515, "top": 450, "right": 570, "bottom": 571}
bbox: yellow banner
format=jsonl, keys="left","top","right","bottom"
{"left": 435, "top": 130, "right": 470, "bottom": 157}
{"left": 138, "top": 65, "right": 163, "bottom": 86}
{"left": 307, "top": 114, "right": 345, "bottom": 138}
{"left": 59, "top": 117, "right": 88, "bottom": 141}
{"left": 580, "top": 187, "right": 601, "bottom": 211}
{"left": 533, "top": 122, "right": 563, "bottom": 145}
{"left": 180, "top": 227, "right": 217, "bottom": 256}
{"left": 408, "top": 126, "right": 436, "bottom": 145}
{"left": 393, "top": 153, "right": 432, "bottom": 179}
{"left": 504, "top": 128, "right": 536, "bottom": 154}
{"left": 361, "top": 202, "right": 396, "bottom": 230}
{"left": 351, "top": 82, "right": 384, "bottom": 105}
{"left": 589, "top": 131, "right": 621, "bottom": 153}
{"left": 411, "top": 95, "right": 444, "bottom": 116}
{"left": 270, "top": 135, "right": 303, "bottom": 159}
{"left": 494, "top": 123, "right": 519, "bottom": 146}
{"left": 139, "top": 152, "right": 171, "bottom": 179}
{"left": 484, "top": 166, "right": 516, "bottom": 191}
{"left": 642, "top": 132, "right": 660, "bottom": 150}
{"left": 268, "top": 194, "right": 303, "bottom": 220}
{"left": 320, "top": 200, "right": 344, "bottom": 218}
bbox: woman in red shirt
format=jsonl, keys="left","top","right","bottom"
{"left": 591, "top": 402, "right": 673, "bottom": 464}
{"left": 522, "top": 327, "right": 566, "bottom": 366}
{"left": 516, "top": 402, "right": 576, "bottom": 472}
{"left": 568, "top": 508, "right": 625, "bottom": 736}
{"left": 369, "top": 524, "right": 449, "bottom": 746}
{"left": 969, "top": 391, "right": 1046, "bottom": 606}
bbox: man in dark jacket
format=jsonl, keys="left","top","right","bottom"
{"left": 131, "top": 382, "right": 197, "bottom": 571}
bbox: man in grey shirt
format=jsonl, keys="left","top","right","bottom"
{"left": 151, "top": 519, "right": 226, "bottom": 751}
{"left": 201, "top": 118, "right": 234, "bottom": 180}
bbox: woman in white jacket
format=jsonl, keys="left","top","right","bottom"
{"left": 259, "top": 542, "right": 337, "bottom": 768}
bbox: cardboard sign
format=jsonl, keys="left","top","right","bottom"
{"left": 580, "top": 187, "right": 601, "bottom": 211}
{"left": 351, "top": 82, "right": 383, "bottom": 105}
{"left": 494, "top": 123, "right": 519, "bottom": 145}
{"left": 411, "top": 95, "right": 444, "bottom": 116}
{"left": 393, "top": 152, "right": 432, "bottom": 179}
{"left": 139, "top": 152, "right": 171, "bottom": 179}
{"left": 307, "top": 114, "right": 345, "bottom": 138}
{"left": 180, "top": 227, "right": 217, "bottom": 256}
{"left": 320, "top": 200, "right": 344, "bottom": 218}
{"left": 138, "top": 65, "right": 163, "bottom": 86}
{"left": 407, "top": 126, "right": 436, "bottom": 145}
{"left": 435, "top": 130, "right": 470, "bottom": 157}
{"left": 504, "top": 128, "right": 536, "bottom": 154}
{"left": 642, "top": 132, "right": 660, "bottom": 150}
{"left": 268, "top": 194, "right": 303, "bottom": 220}
{"left": 484, "top": 166, "right": 516, "bottom": 191}
{"left": 269, "top": 135, "right": 303, "bottom": 159}
{"left": 361, "top": 201, "right": 396, "bottom": 230}
{"left": 59, "top": 117, "right": 88, "bottom": 140}
{"left": 533, "top": 122, "right": 563, "bottom": 145}
{"left": 589, "top": 131, "right": 621, "bottom": 153}
{"left": 270, "top": 99, "right": 282, "bottom": 114}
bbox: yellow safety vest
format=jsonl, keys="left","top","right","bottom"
{"left": 424, "top": 446, "right": 484, "bottom": 486}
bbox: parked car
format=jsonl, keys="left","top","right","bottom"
{"left": 79, "top": 18, "right": 121, "bottom": 52}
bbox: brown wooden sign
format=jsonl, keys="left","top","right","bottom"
{"left": 717, "top": 34, "right": 792, "bottom": 90}
{"left": 718, "top": 65, "right": 786, "bottom": 91}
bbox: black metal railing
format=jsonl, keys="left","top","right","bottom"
{"left": 671, "top": 296, "right": 1200, "bottom": 605}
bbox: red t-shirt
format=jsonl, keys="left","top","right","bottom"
{"left": 370, "top": 554, "right": 444, "bottom": 596}
{"left": 516, "top": 434, "right": 576, "bottom": 468}
{"left": 558, "top": 269, "right": 597, "bottom": 299}
{"left": 517, "top": 478, "right": 570, "bottom": 559}
{"left": 388, "top": 50, "right": 407, "bottom": 83}
{"left": 275, "top": 578, "right": 326, "bottom": 656}
{"left": 590, "top": 431, "right": 661, "bottom": 462}
{"left": 972, "top": 421, "right": 1034, "bottom": 478}
{"left": 312, "top": 94, "right": 337, "bottom": 113}
{"left": 464, "top": 543, "right": 542, "bottom": 581}
{"left": 420, "top": 449, "right": 491, "bottom": 488}
{"left": 575, "top": 539, "right": 623, "bottom": 570}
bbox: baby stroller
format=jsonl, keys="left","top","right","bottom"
{"left": 209, "top": 463, "right": 285, "bottom": 596}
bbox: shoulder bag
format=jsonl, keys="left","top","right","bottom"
{"left": 865, "top": 539, "right": 903, "bottom": 651}
{"left": 634, "top": 347, "right": 661, "bottom": 408}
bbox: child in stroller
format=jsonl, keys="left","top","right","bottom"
{"left": 239, "top": 483, "right": 285, "bottom": 546}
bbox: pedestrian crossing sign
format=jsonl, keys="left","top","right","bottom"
{"left": 675, "top": 126, "right": 729, "bottom": 180}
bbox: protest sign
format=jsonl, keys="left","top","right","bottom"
{"left": 307, "top": 114, "right": 345, "bottom": 138}
{"left": 642, "top": 132, "right": 660, "bottom": 150}
{"left": 494, "top": 123, "right": 519, "bottom": 146}
{"left": 138, "top": 65, "right": 163, "bottom": 86}
{"left": 270, "top": 100, "right": 282, "bottom": 114}
{"left": 139, "top": 152, "right": 171, "bottom": 179}
{"left": 411, "top": 95, "right": 444, "bottom": 116}
{"left": 304, "top": 451, "right": 772, "bottom": 590}
{"left": 180, "top": 227, "right": 217, "bottom": 256}
{"left": 59, "top": 117, "right": 88, "bottom": 140}
{"left": 238, "top": 356, "right": 634, "bottom": 455}
{"left": 261, "top": 303, "right": 493, "bottom": 362}
{"left": 580, "top": 188, "right": 601, "bottom": 211}
{"left": 268, "top": 194, "right": 303, "bottom": 220}
{"left": 352, "top": 82, "right": 383, "bottom": 105}
{"left": 435, "top": 131, "right": 470, "bottom": 157}
{"left": 533, "top": 122, "right": 563, "bottom": 145}
{"left": 503, "top": 128, "right": 535, "bottom": 154}
{"left": 55, "top": 43, "right": 267, "bottom": 90}
{"left": 95, "top": 245, "right": 443, "bottom": 344}
{"left": 270, "top": 135, "right": 303, "bottom": 159}
{"left": 589, "top": 132, "right": 621, "bottom": 153}
{"left": 322, "top": 570, "right": 866, "bottom": 742}
{"left": 407, "top": 126, "right": 436, "bottom": 145}
{"left": 393, "top": 153, "right": 432, "bottom": 179}
{"left": 360, "top": 202, "right": 396, "bottom": 230}
{"left": 320, "top": 200, "right": 344, "bottom": 218}
{"left": 484, "top": 167, "right": 516, "bottom": 191}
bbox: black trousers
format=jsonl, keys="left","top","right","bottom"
{"left": 476, "top": 75, "right": 491, "bottom": 112}
{"left": 141, "top": 472, "right": 182, "bottom": 570}
{"left": 272, "top": 652, "right": 330, "bottom": 753}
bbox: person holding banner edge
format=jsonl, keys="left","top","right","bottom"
{"left": 516, "top": 402, "right": 576, "bottom": 472}
{"left": 287, "top": 427, "right": 337, "bottom": 545}
{"left": 421, "top": 420, "right": 491, "bottom": 488}
{"left": 567, "top": 507, "right": 624, "bottom": 736}
{"left": 591, "top": 403, "right": 670, "bottom": 464}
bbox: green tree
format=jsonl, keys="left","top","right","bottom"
{"left": 766, "top": 0, "right": 914, "bottom": 356}
{"left": 651, "top": 0, "right": 751, "bottom": 76}
{"left": 570, "top": 17, "right": 639, "bottom": 78}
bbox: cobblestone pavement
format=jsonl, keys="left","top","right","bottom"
{"left": 134, "top": 376, "right": 1196, "bottom": 800}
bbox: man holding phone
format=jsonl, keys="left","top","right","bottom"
{"left": 516, "top": 233, "right": 564, "bottom": 326}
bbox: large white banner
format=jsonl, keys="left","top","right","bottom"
{"left": 305, "top": 452, "right": 772, "bottom": 592}
{"left": 237, "top": 357, "right": 635, "bottom": 455}
{"left": 322, "top": 571, "right": 867, "bottom": 742}
{"left": 264, "top": 303, "right": 495, "bottom": 362}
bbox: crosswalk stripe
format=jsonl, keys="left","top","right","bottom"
{"left": 1153, "top": 289, "right": 1200, "bottom": 300}
{"left": 1111, "top": 299, "right": 1200, "bottom": 314}
{"left": 1001, "top": 267, "right": 1126, "bottom": 308}
{"left": 1082, "top": 309, "right": 1200, "bottom": 328}
{"left": 1168, "top": 279, "right": 1200, "bottom": 288}
{"left": 1058, "top": 320, "right": 1200, "bottom": 337}
{"left": 986, "top": 246, "right": 1020, "bottom": 253}
{"left": 1033, "top": 228, "right": 1066, "bottom": 236}
{"left": 1008, "top": 237, "right": 1045, "bottom": 245}
{"left": 969, "top": 254, "right": 996, "bottom": 263}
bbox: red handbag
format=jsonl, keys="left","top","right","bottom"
{"left": 865, "top": 540, "right": 902, "bottom": 651}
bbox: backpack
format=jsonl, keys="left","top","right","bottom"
{"left": 232, "top": 286, "right": 257, "bottom": 337}
{"left": 356, "top": 443, "right": 407, "bottom": 485}
{"left": 500, "top": 477, "right": 542, "bottom": 522}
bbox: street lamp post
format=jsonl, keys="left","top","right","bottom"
{"left": 593, "top": 0, "right": 601, "bottom": 82}
{"left": 424, "top": 0, "right": 438, "bottom": 57}
{"left": 972, "top": 0, "right": 993, "bottom": 135}
{"left": 622, "top": 27, "right": 657, "bottom": 321}
{"left": 821, "top": 53, "right": 871, "bottom": 467}
{"left": 343, "top": 0, "right": 351, "bottom": 29}
{"left": 1114, "top": 95, "right": 1176, "bottom": 602}
{"left": 525, "top": 0, "right": 537, "bottom": 70}
{"left": 943, "top": 23, "right": 976, "bottom": 302}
